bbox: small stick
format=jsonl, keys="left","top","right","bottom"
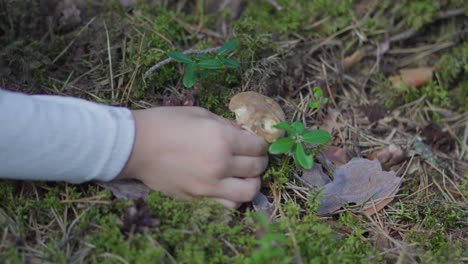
{"left": 144, "top": 46, "right": 221, "bottom": 79}
{"left": 264, "top": 0, "right": 283, "bottom": 11}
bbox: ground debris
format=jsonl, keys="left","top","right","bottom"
{"left": 317, "top": 158, "right": 401, "bottom": 216}
{"left": 421, "top": 122, "right": 455, "bottom": 152}
{"left": 120, "top": 199, "right": 160, "bottom": 236}
{"left": 96, "top": 179, "right": 151, "bottom": 200}
{"left": 389, "top": 67, "right": 436, "bottom": 88}
{"left": 252, "top": 192, "right": 275, "bottom": 220}
{"left": 368, "top": 144, "right": 407, "bottom": 171}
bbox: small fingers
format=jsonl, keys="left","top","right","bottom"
{"left": 211, "top": 198, "right": 241, "bottom": 209}
{"left": 228, "top": 155, "right": 268, "bottom": 178}
{"left": 214, "top": 177, "right": 261, "bottom": 202}
{"left": 230, "top": 129, "right": 269, "bottom": 156}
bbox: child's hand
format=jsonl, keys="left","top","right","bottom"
{"left": 118, "top": 107, "right": 269, "bottom": 209}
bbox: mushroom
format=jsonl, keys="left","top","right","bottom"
{"left": 229, "top": 91, "right": 286, "bottom": 143}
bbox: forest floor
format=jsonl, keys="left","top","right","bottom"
{"left": 0, "top": 1, "right": 467, "bottom": 263}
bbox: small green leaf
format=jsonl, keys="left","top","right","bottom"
{"left": 167, "top": 51, "right": 193, "bottom": 64}
{"left": 293, "top": 143, "right": 314, "bottom": 169}
{"left": 310, "top": 101, "right": 319, "bottom": 109}
{"left": 224, "top": 58, "right": 240, "bottom": 68}
{"left": 302, "top": 129, "right": 332, "bottom": 144}
{"left": 195, "top": 54, "right": 210, "bottom": 60}
{"left": 198, "top": 59, "right": 224, "bottom": 69}
{"left": 291, "top": 121, "right": 305, "bottom": 135}
{"left": 321, "top": 97, "right": 329, "bottom": 104}
{"left": 183, "top": 63, "right": 197, "bottom": 88}
{"left": 269, "top": 138, "right": 295, "bottom": 155}
{"left": 274, "top": 121, "right": 294, "bottom": 134}
{"left": 313, "top": 87, "right": 323, "bottom": 98}
{"left": 218, "top": 40, "right": 237, "bottom": 55}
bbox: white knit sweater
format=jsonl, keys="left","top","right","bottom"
{"left": 0, "top": 89, "right": 135, "bottom": 183}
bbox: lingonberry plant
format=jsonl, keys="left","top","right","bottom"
{"left": 309, "top": 86, "right": 329, "bottom": 110}
{"left": 268, "top": 121, "right": 331, "bottom": 169}
{"left": 167, "top": 41, "right": 240, "bottom": 88}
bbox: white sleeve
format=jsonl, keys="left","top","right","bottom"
{"left": 0, "top": 89, "right": 135, "bottom": 183}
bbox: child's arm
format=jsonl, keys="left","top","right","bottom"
{"left": 0, "top": 89, "right": 268, "bottom": 208}
{"left": 0, "top": 89, "right": 134, "bottom": 183}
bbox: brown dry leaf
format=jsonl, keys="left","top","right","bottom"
{"left": 120, "top": 200, "right": 160, "bottom": 237}
{"left": 317, "top": 158, "right": 401, "bottom": 216}
{"left": 96, "top": 180, "right": 151, "bottom": 200}
{"left": 55, "top": 0, "right": 84, "bottom": 32}
{"left": 360, "top": 104, "right": 387, "bottom": 124}
{"left": 389, "top": 67, "right": 435, "bottom": 88}
{"left": 322, "top": 146, "right": 349, "bottom": 166}
{"left": 252, "top": 192, "right": 275, "bottom": 220}
{"left": 301, "top": 164, "right": 331, "bottom": 188}
{"left": 421, "top": 122, "right": 455, "bottom": 152}
{"left": 368, "top": 144, "right": 407, "bottom": 171}
{"left": 321, "top": 108, "right": 340, "bottom": 133}
{"left": 343, "top": 49, "right": 366, "bottom": 70}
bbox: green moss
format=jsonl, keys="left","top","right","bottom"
{"left": 0, "top": 245, "right": 22, "bottom": 264}
{"left": 399, "top": 0, "right": 438, "bottom": 29}
{"left": 88, "top": 213, "right": 165, "bottom": 263}
{"left": 262, "top": 156, "right": 295, "bottom": 190}
{"left": 242, "top": 0, "right": 355, "bottom": 36}
{"left": 125, "top": 8, "right": 185, "bottom": 99}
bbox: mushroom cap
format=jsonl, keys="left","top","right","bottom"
{"left": 229, "top": 91, "right": 286, "bottom": 143}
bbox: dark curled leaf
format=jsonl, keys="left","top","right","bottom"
{"left": 96, "top": 179, "right": 151, "bottom": 200}
{"left": 252, "top": 192, "right": 275, "bottom": 220}
{"left": 167, "top": 51, "right": 192, "bottom": 64}
{"left": 121, "top": 200, "right": 160, "bottom": 237}
{"left": 301, "top": 163, "right": 331, "bottom": 189}
{"left": 317, "top": 158, "right": 401, "bottom": 216}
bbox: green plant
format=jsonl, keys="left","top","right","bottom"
{"left": 268, "top": 121, "right": 331, "bottom": 169}
{"left": 167, "top": 41, "right": 240, "bottom": 88}
{"left": 309, "top": 87, "right": 329, "bottom": 110}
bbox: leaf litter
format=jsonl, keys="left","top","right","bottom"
{"left": 315, "top": 158, "right": 402, "bottom": 216}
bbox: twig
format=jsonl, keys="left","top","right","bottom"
{"left": 367, "top": 8, "right": 466, "bottom": 57}
{"left": 104, "top": 22, "right": 115, "bottom": 99}
{"left": 143, "top": 46, "right": 221, "bottom": 79}
{"left": 264, "top": 0, "right": 283, "bottom": 11}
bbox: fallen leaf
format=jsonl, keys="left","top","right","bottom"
{"left": 120, "top": 199, "right": 160, "bottom": 237}
{"left": 162, "top": 95, "right": 181, "bottom": 106}
{"left": 322, "top": 146, "right": 349, "bottom": 166}
{"left": 360, "top": 104, "right": 387, "bottom": 124}
{"left": 321, "top": 108, "right": 340, "bottom": 133}
{"left": 96, "top": 180, "right": 151, "bottom": 200}
{"left": 317, "top": 158, "right": 401, "bottom": 216}
{"left": 368, "top": 144, "right": 407, "bottom": 171}
{"left": 421, "top": 122, "right": 455, "bottom": 152}
{"left": 55, "top": 0, "right": 84, "bottom": 32}
{"left": 252, "top": 192, "right": 275, "bottom": 220}
{"left": 343, "top": 49, "right": 366, "bottom": 70}
{"left": 301, "top": 164, "right": 331, "bottom": 188}
{"left": 389, "top": 67, "right": 435, "bottom": 88}
{"left": 182, "top": 93, "right": 197, "bottom": 106}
